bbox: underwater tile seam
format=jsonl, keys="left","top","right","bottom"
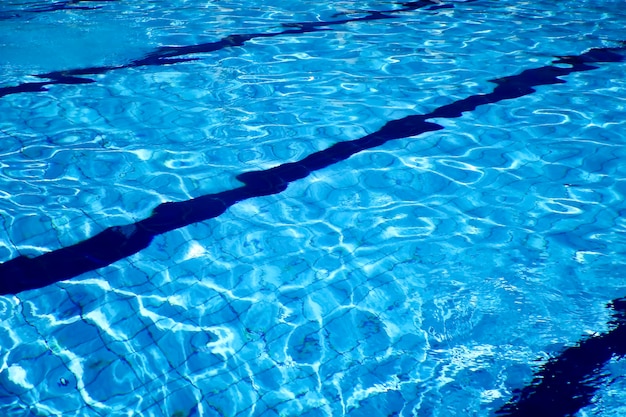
{"left": 0, "top": 0, "right": 473, "bottom": 98}
{"left": 1, "top": 43, "right": 625, "bottom": 417}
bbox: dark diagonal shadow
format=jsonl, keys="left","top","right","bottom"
{"left": 0, "top": 45, "right": 623, "bottom": 295}
{"left": 496, "top": 297, "right": 626, "bottom": 417}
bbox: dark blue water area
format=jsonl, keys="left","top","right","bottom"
{"left": 0, "top": 0, "right": 119, "bottom": 19}
{"left": 0, "top": 0, "right": 475, "bottom": 97}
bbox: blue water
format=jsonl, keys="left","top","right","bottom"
{"left": 1, "top": 0, "right": 626, "bottom": 416}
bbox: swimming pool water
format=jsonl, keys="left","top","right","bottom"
{"left": 1, "top": 0, "right": 626, "bottom": 416}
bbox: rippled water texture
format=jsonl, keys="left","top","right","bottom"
{"left": 1, "top": 0, "right": 626, "bottom": 416}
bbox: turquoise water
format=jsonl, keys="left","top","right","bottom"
{"left": 1, "top": 0, "right": 626, "bottom": 415}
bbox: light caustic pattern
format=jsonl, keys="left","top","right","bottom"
{"left": 1, "top": 0, "right": 626, "bottom": 416}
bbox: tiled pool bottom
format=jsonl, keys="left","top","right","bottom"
{"left": 2, "top": 0, "right": 626, "bottom": 416}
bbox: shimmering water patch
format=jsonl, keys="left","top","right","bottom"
{"left": 1, "top": 1, "right": 626, "bottom": 416}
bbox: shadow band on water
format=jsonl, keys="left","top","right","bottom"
{"left": 0, "top": 45, "right": 623, "bottom": 295}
